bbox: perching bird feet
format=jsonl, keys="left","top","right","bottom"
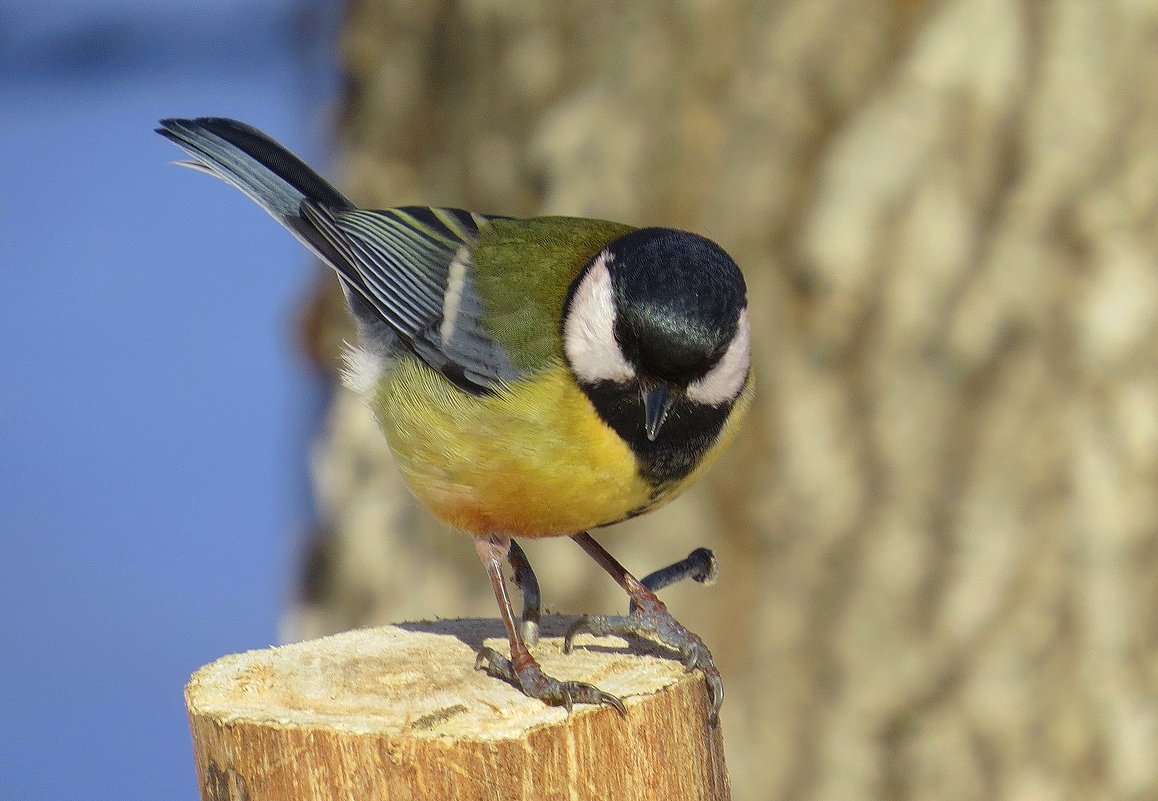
{"left": 495, "top": 537, "right": 721, "bottom": 719}
{"left": 562, "top": 532, "right": 725, "bottom": 724}
{"left": 474, "top": 646, "right": 626, "bottom": 715}
{"left": 563, "top": 601, "right": 723, "bottom": 724}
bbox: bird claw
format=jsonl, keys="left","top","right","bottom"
{"left": 474, "top": 646, "right": 627, "bottom": 716}
{"left": 563, "top": 612, "right": 723, "bottom": 725}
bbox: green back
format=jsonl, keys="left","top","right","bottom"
{"left": 472, "top": 216, "right": 634, "bottom": 372}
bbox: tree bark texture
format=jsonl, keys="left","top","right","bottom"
{"left": 284, "top": 2, "right": 1158, "bottom": 800}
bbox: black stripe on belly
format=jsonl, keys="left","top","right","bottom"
{"left": 580, "top": 382, "right": 732, "bottom": 488}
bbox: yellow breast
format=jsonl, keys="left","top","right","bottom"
{"left": 370, "top": 357, "right": 655, "bottom": 537}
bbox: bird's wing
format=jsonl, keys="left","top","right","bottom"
{"left": 157, "top": 117, "right": 522, "bottom": 394}
{"left": 301, "top": 204, "right": 523, "bottom": 393}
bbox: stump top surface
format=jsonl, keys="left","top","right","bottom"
{"left": 186, "top": 617, "right": 695, "bottom": 740}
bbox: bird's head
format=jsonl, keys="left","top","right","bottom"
{"left": 563, "top": 227, "right": 750, "bottom": 446}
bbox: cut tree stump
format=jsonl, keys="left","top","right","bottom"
{"left": 185, "top": 617, "right": 730, "bottom": 800}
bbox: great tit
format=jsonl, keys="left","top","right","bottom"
{"left": 158, "top": 117, "right": 752, "bottom": 722}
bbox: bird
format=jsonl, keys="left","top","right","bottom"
{"left": 157, "top": 117, "right": 752, "bottom": 722}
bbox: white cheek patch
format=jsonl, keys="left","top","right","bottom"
{"left": 687, "top": 308, "right": 751, "bottom": 406}
{"left": 563, "top": 251, "right": 636, "bottom": 385}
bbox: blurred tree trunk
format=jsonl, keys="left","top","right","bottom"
{"left": 287, "top": 2, "right": 1158, "bottom": 799}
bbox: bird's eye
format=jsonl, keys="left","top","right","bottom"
{"left": 686, "top": 310, "right": 750, "bottom": 406}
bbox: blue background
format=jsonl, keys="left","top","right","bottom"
{"left": 1, "top": 2, "right": 335, "bottom": 797}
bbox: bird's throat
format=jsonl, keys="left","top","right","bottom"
{"left": 578, "top": 380, "right": 734, "bottom": 489}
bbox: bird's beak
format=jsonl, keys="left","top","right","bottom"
{"left": 642, "top": 384, "right": 674, "bottom": 442}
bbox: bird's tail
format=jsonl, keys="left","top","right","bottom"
{"left": 156, "top": 117, "right": 352, "bottom": 212}
{"left": 158, "top": 115, "right": 354, "bottom": 232}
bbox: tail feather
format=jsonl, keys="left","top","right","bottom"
{"left": 156, "top": 117, "right": 351, "bottom": 214}
{"left": 158, "top": 116, "right": 361, "bottom": 286}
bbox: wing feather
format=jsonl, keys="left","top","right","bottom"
{"left": 158, "top": 117, "right": 522, "bottom": 394}
{"left": 312, "top": 205, "right": 522, "bottom": 390}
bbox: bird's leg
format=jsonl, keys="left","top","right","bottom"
{"left": 509, "top": 538, "right": 716, "bottom": 642}
{"left": 473, "top": 534, "right": 625, "bottom": 715}
{"left": 635, "top": 546, "right": 718, "bottom": 612}
{"left": 564, "top": 532, "right": 724, "bottom": 724}
{"left": 506, "top": 539, "right": 540, "bottom": 646}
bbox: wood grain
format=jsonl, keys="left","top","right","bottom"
{"left": 187, "top": 617, "right": 730, "bottom": 801}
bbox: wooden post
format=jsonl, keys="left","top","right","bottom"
{"left": 186, "top": 617, "right": 730, "bottom": 800}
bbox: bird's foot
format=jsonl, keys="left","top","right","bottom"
{"left": 563, "top": 601, "right": 723, "bottom": 724}
{"left": 474, "top": 646, "right": 627, "bottom": 715}
{"left": 638, "top": 547, "right": 719, "bottom": 598}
